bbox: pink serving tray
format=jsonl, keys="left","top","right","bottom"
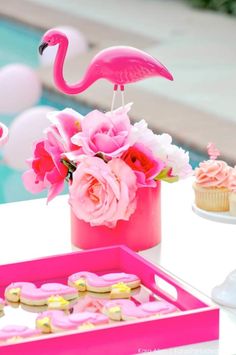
{"left": 0, "top": 246, "right": 219, "bottom": 354}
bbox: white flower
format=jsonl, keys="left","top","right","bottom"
{"left": 131, "top": 119, "right": 172, "bottom": 157}
{"left": 131, "top": 118, "right": 192, "bottom": 179}
{"left": 166, "top": 145, "right": 193, "bottom": 179}
{"left": 152, "top": 133, "right": 173, "bottom": 161}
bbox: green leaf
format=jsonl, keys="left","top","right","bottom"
{"left": 154, "top": 167, "right": 179, "bottom": 183}
{"left": 61, "top": 158, "right": 77, "bottom": 173}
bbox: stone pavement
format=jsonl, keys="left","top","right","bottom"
{"left": 1, "top": 0, "right": 236, "bottom": 163}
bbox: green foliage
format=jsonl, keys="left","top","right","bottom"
{"left": 187, "top": 0, "right": 236, "bottom": 15}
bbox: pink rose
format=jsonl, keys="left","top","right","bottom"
{"left": 22, "top": 138, "right": 68, "bottom": 202}
{"left": 69, "top": 156, "right": 137, "bottom": 227}
{"left": 121, "top": 143, "right": 165, "bottom": 187}
{"left": 71, "top": 105, "right": 132, "bottom": 158}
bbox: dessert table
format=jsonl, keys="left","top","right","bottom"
{"left": 0, "top": 178, "right": 236, "bottom": 354}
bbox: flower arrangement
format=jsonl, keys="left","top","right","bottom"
{"left": 23, "top": 104, "right": 192, "bottom": 228}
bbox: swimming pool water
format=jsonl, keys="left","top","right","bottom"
{"left": 0, "top": 18, "right": 42, "bottom": 68}
{"left": 0, "top": 18, "right": 207, "bottom": 204}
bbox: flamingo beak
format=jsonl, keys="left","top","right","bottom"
{"left": 39, "top": 42, "right": 48, "bottom": 55}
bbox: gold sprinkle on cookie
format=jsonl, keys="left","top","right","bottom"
{"left": 74, "top": 278, "right": 86, "bottom": 291}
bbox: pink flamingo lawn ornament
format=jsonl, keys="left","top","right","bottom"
{"left": 0, "top": 122, "right": 8, "bottom": 148}
{"left": 39, "top": 29, "right": 173, "bottom": 109}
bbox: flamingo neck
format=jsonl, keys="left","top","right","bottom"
{"left": 54, "top": 38, "right": 96, "bottom": 95}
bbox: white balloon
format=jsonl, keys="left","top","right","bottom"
{"left": 39, "top": 26, "right": 88, "bottom": 66}
{"left": 3, "top": 106, "right": 55, "bottom": 171}
{"left": 0, "top": 122, "right": 9, "bottom": 148}
{"left": 0, "top": 64, "right": 42, "bottom": 114}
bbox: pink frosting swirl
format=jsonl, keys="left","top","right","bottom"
{"left": 195, "top": 160, "right": 230, "bottom": 188}
{"left": 229, "top": 167, "right": 236, "bottom": 192}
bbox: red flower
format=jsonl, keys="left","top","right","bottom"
{"left": 121, "top": 143, "right": 165, "bottom": 187}
{"left": 22, "top": 139, "right": 68, "bottom": 202}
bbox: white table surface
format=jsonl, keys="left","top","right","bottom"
{"left": 0, "top": 178, "right": 236, "bottom": 355}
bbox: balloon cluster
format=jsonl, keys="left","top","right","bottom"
{"left": 0, "top": 26, "right": 88, "bottom": 171}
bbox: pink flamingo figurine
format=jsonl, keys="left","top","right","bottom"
{"left": 39, "top": 29, "right": 173, "bottom": 108}
{"left": 207, "top": 143, "right": 220, "bottom": 160}
{"left": 0, "top": 122, "right": 8, "bottom": 148}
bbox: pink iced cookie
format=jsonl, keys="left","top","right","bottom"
{"left": 36, "top": 310, "right": 109, "bottom": 333}
{"left": 0, "top": 325, "right": 40, "bottom": 343}
{"left": 5, "top": 282, "right": 78, "bottom": 306}
{"left": 73, "top": 296, "right": 107, "bottom": 313}
{"left": 103, "top": 299, "right": 178, "bottom": 321}
{"left": 68, "top": 272, "right": 140, "bottom": 292}
{"left": 0, "top": 298, "right": 5, "bottom": 312}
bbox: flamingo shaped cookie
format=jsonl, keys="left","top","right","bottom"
{"left": 5, "top": 282, "right": 78, "bottom": 306}
{"left": 0, "top": 298, "right": 5, "bottom": 312}
{"left": 68, "top": 271, "right": 140, "bottom": 292}
{"left": 103, "top": 299, "right": 178, "bottom": 321}
{"left": 36, "top": 310, "right": 109, "bottom": 333}
{"left": 39, "top": 30, "right": 173, "bottom": 108}
{"left": 0, "top": 325, "right": 40, "bottom": 344}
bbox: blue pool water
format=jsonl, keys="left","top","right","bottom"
{"left": 0, "top": 18, "right": 207, "bottom": 204}
{"left": 0, "top": 18, "right": 42, "bottom": 68}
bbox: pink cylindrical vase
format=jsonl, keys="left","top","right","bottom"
{"left": 71, "top": 182, "right": 161, "bottom": 252}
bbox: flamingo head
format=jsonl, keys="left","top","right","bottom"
{"left": 39, "top": 29, "right": 68, "bottom": 55}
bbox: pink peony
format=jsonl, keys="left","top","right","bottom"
{"left": 71, "top": 104, "right": 132, "bottom": 158}
{"left": 22, "top": 138, "right": 68, "bottom": 202}
{"left": 46, "top": 108, "right": 83, "bottom": 152}
{"left": 23, "top": 108, "right": 85, "bottom": 202}
{"left": 69, "top": 156, "right": 137, "bottom": 228}
{"left": 121, "top": 143, "right": 165, "bottom": 187}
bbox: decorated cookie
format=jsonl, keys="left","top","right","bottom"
{"left": 72, "top": 296, "right": 107, "bottom": 313}
{"left": 0, "top": 325, "right": 40, "bottom": 344}
{"left": 103, "top": 299, "right": 178, "bottom": 321}
{"left": 36, "top": 310, "right": 109, "bottom": 333}
{"left": 47, "top": 296, "right": 70, "bottom": 311}
{"left": 110, "top": 282, "right": 131, "bottom": 299}
{"left": 0, "top": 298, "right": 5, "bottom": 312}
{"left": 5, "top": 282, "right": 78, "bottom": 306}
{"left": 68, "top": 272, "right": 140, "bottom": 293}
{"left": 21, "top": 303, "right": 48, "bottom": 313}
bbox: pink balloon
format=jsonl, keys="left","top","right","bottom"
{"left": 3, "top": 106, "right": 55, "bottom": 171}
{"left": 0, "top": 64, "right": 42, "bottom": 114}
{"left": 0, "top": 122, "right": 8, "bottom": 148}
{"left": 39, "top": 26, "right": 88, "bottom": 66}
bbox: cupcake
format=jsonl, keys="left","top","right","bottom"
{"left": 193, "top": 143, "right": 230, "bottom": 212}
{"left": 228, "top": 167, "right": 236, "bottom": 216}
